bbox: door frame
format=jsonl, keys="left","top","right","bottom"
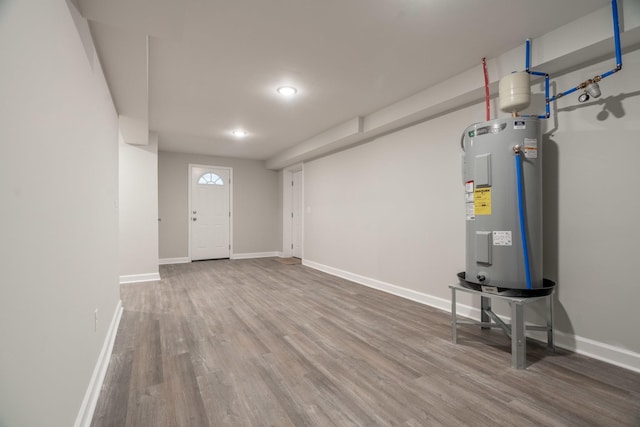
{"left": 188, "top": 164, "right": 233, "bottom": 261}
{"left": 282, "top": 163, "right": 303, "bottom": 259}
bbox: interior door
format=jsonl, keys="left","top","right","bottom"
{"left": 190, "top": 166, "right": 230, "bottom": 260}
{"left": 292, "top": 170, "right": 303, "bottom": 258}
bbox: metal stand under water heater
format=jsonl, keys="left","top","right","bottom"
{"left": 459, "top": 71, "right": 555, "bottom": 297}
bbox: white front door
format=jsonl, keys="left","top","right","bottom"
{"left": 190, "top": 165, "right": 231, "bottom": 260}
{"left": 292, "top": 170, "right": 303, "bottom": 258}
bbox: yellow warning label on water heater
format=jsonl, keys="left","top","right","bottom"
{"left": 474, "top": 188, "right": 492, "bottom": 215}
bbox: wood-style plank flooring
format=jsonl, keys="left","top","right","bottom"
{"left": 91, "top": 258, "right": 640, "bottom": 426}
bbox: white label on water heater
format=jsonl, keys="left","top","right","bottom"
{"left": 493, "top": 231, "right": 512, "bottom": 246}
{"left": 465, "top": 181, "right": 475, "bottom": 220}
{"left": 465, "top": 181, "right": 474, "bottom": 193}
{"left": 466, "top": 202, "right": 475, "bottom": 220}
{"left": 465, "top": 191, "right": 474, "bottom": 203}
{"left": 524, "top": 138, "right": 538, "bottom": 159}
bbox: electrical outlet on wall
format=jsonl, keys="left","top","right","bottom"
{"left": 94, "top": 308, "right": 98, "bottom": 332}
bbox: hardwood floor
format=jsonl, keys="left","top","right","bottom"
{"left": 91, "top": 259, "right": 640, "bottom": 426}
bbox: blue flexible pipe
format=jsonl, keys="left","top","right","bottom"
{"left": 612, "top": 0, "right": 622, "bottom": 68}
{"left": 528, "top": 0, "right": 622, "bottom": 111}
{"left": 545, "top": 74, "right": 550, "bottom": 118}
{"left": 515, "top": 152, "right": 533, "bottom": 289}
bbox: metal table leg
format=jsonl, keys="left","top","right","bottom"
{"left": 481, "top": 296, "right": 491, "bottom": 330}
{"left": 451, "top": 286, "right": 457, "bottom": 344}
{"left": 547, "top": 293, "right": 555, "bottom": 351}
{"left": 511, "top": 301, "right": 526, "bottom": 369}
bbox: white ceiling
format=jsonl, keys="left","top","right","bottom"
{"left": 78, "top": 0, "right": 609, "bottom": 161}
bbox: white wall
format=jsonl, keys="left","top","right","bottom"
{"left": 158, "top": 151, "right": 280, "bottom": 259}
{"left": 303, "top": 47, "right": 640, "bottom": 370}
{"left": 538, "top": 49, "right": 640, "bottom": 358}
{"left": 119, "top": 132, "right": 159, "bottom": 282}
{"left": 0, "top": 1, "right": 120, "bottom": 425}
{"left": 304, "top": 105, "right": 473, "bottom": 299}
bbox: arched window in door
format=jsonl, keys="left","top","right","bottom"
{"left": 198, "top": 173, "right": 224, "bottom": 185}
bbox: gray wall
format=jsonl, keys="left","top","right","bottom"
{"left": 158, "top": 151, "right": 280, "bottom": 258}
{"left": 277, "top": 169, "right": 285, "bottom": 253}
{"left": 0, "top": 1, "right": 120, "bottom": 425}
{"left": 119, "top": 133, "right": 159, "bottom": 279}
{"left": 538, "top": 48, "right": 640, "bottom": 354}
{"left": 304, "top": 105, "right": 470, "bottom": 297}
{"left": 304, "top": 47, "right": 640, "bottom": 360}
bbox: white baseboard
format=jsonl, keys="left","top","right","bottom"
{"left": 303, "top": 259, "right": 640, "bottom": 374}
{"left": 74, "top": 300, "right": 123, "bottom": 427}
{"left": 119, "top": 272, "right": 161, "bottom": 284}
{"left": 159, "top": 257, "right": 190, "bottom": 265}
{"left": 303, "top": 259, "right": 455, "bottom": 314}
{"left": 527, "top": 329, "right": 640, "bottom": 373}
{"left": 160, "top": 254, "right": 285, "bottom": 263}
{"left": 231, "top": 251, "right": 280, "bottom": 260}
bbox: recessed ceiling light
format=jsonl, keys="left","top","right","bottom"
{"left": 231, "top": 129, "right": 248, "bottom": 138}
{"left": 277, "top": 86, "right": 297, "bottom": 96}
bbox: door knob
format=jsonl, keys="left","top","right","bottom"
{"left": 192, "top": 217, "right": 197, "bottom": 221}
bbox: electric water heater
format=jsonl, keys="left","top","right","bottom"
{"left": 460, "top": 117, "right": 552, "bottom": 295}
